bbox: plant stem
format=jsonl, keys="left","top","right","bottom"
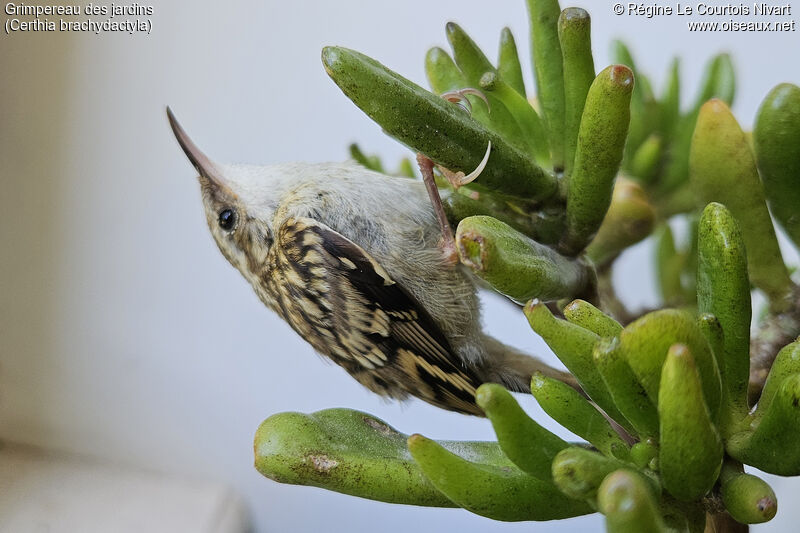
{"left": 596, "top": 265, "right": 635, "bottom": 325}
{"left": 749, "top": 284, "right": 800, "bottom": 405}
{"left": 704, "top": 512, "right": 748, "bottom": 533}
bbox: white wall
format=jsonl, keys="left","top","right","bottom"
{"left": 1, "top": 1, "right": 798, "bottom": 531}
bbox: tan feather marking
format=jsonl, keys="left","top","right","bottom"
{"left": 302, "top": 249, "right": 324, "bottom": 264}
{"left": 298, "top": 296, "right": 322, "bottom": 319}
{"left": 388, "top": 310, "right": 419, "bottom": 320}
{"left": 338, "top": 256, "right": 357, "bottom": 269}
{"left": 331, "top": 344, "right": 352, "bottom": 361}
{"left": 315, "top": 326, "right": 335, "bottom": 339}
{"left": 352, "top": 353, "right": 375, "bottom": 370}
{"left": 282, "top": 238, "right": 303, "bottom": 261}
{"left": 397, "top": 349, "right": 434, "bottom": 397}
{"left": 341, "top": 333, "right": 367, "bottom": 354}
{"left": 302, "top": 231, "right": 322, "bottom": 246}
{"left": 288, "top": 312, "right": 312, "bottom": 337}
{"left": 283, "top": 265, "right": 304, "bottom": 288}
{"left": 309, "top": 278, "right": 330, "bottom": 295}
{"left": 441, "top": 390, "right": 479, "bottom": 414}
{"left": 366, "top": 257, "right": 394, "bottom": 286}
{"left": 393, "top": 321, "right": 449, "bottom": 359}
{"left": 366, "top": 308, "right": 390, "bottom": 337}
{"left": 363, "top": 347, "right": 387, "bottom": 365}
{"left": 415, "top": 357, "right": 475, "bottom": 393}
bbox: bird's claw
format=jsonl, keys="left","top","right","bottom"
{"left": 440, "top": 88, "right": 491, "bottom": 114}
{"left": 438, "top": 141, "right": 492, "bottom": 189}
{"left": 437, "top": 88, "right": 492, "bottom": 189}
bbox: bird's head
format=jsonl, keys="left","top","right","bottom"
{"left": 167, "top": 107, "right": 282, "bottom": 288}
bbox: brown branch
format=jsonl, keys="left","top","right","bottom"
{"left": 748, "top": 284, "right": 800, "bottom": 405}
{"left": 704, "top": 512, "right": 748, "bottom": 533}
{"left": 595, "top": 264, "right": 636, "bottom": 325}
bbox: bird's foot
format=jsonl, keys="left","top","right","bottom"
{"left": 439, "top": 236, "right": 460, "bottom": 265}
{"left": 416, "top": 153, "right": 459, "bottom": 265}
{"left": 415, "top": 88, "right": 493, "bottom": 264}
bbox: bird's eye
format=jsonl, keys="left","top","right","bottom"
{"left": 218, "top": 208, "right": 237, "bottom": 232}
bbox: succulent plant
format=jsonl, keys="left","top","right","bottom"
{"left": 253, "top": 1, "right": 800, "bottom": 530}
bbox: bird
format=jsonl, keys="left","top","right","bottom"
{"left": 167, "top": 107, "right": 576, "bottom": 416}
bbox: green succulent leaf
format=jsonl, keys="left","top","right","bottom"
{"left": 497, "top": 27, "right": 526, "bottom": 97}
{"left": 552, "top": 447, "right": 645, "bottom": 503}
{"left": 558, "top": 7, "right": 595, "bottom": 178}
{"left": 254, "top": 409, "right": 454, "bottom": 506}
{"left": 456, "top": 215, "right": 593, "bottom": 303}
{"left": 593, "top": 337, "right": 660, "bottom": 439}
{"left": 445, "top": 21, "right": 495, "bottom": 85}
{"left": 628, "top": 134, "right": 662, "bottom": 184}
{"left": 658, "top": 344, "right": 723, "bottom": 501}
{"left": 425, "top": 46, "right": 470, "bottom": 94}
{"left": 659, "top": 110, "right": 695, "bottom": 196}
{"left": 654, "top": 223, "right": 685, "bottom": 307}
{"left": 480, "top": 71, "right": 549, "bottom": 164}
{"left": 526, "top": 0, "right": 566, "bottom": 170}
{"left": 629, "top": 439, "right": 658, "bottom": 470}
{"left": 396, "top": 157, "right": 416, "bottom": 178}
{"left": 611, "top": 40, "right": 655, "bottom": 104}
{"left": 719, "top": 461, "right": 778, "bottom": 524}
{"left": 584, "top": 177, "right": 656, "bottom": 267}
{"left": 475, "top": 383, "right": 568, "bottom": 480}
{"left": 754, "top": 82, "right": 800, "bottom": 249}
{"left": 408, "top": 433, "right": 592, "bottom": 521}
{"left": 562, "top": 298, "right": 623, "bottom": 338}
{"left": 561, "top": 65, "right": 633, "bottom": 255}
{"left": 445, "top": 22, "right": 530, "bottom": 151}
{"left": 531, "top": 373, "right": 630, "bottom": 460}
{"left": 598, "top": 470, "right": 669, "bottom": 533}
{"left": 697, "top": 202, "right": 751, "bottom": 430}
{"left": 690, "top": 98, "right": 792, "bottom": 306}
{"left": 525, "top": 302, "right": 629, "bottom": 429}
{"left": 694, "top": 53, "right": 736, "bottom": 111}
{"left": 348, "top": 143, "right": 384, "bottom": 172}
{"left": 611, "top": 40, "right": 656, "bottom": 169}
{"left": 752, "top": 337, "right": 800, "bottom": 421}
{"left": 322, "top": 46, "right": 558, "bottom": 201}
{"left": 619, "top": 309, "right": 722, "bottom": 421}
{"left": 659, "top": 57, "right": 681, "bottom": 138}
{"left": 727, "top": 374, "right": 800, "bottom": 475}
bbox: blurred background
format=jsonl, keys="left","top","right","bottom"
{"left": 1, "top": 1, "right": 798, "bottom": 531}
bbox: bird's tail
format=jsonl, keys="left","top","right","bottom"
{"left": 479, "top": 334, "right": 580, "bottom": 394}
{"left": 425, "top": 335, "right": 582, "bottom": 416}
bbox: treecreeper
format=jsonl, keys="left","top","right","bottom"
{"left": 167, "top": 107, "right": 576, "bottom": 415}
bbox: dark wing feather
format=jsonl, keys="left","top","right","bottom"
{"left": 269, "top": 217, "right": 483, "bottom": 415}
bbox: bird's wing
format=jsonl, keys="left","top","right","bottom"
{"left": 269, "top": 216, "right": 483, "bottom": 415}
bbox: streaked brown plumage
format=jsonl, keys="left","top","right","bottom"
{"left": 168, "top": 108, "right": 576, "bottom": 415}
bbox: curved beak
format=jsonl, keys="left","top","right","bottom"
{"left": 166, "top": 106, "right": 235, "bottom": 195}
